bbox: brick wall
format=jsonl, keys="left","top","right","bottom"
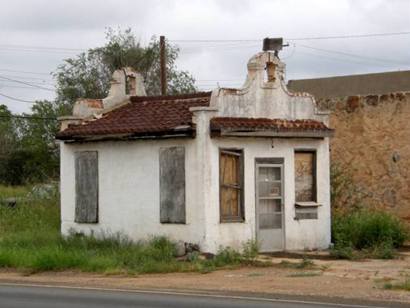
{"left": 318, "top": 92, "right": 410, "bottom": 221}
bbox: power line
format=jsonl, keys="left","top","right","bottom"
{"left": 0, "top": 48, "right": 77, "bottom": 55}
{"left": 0, "top": 85, "right": 55, "bottom": 90}
{"left": 0, "top": 75, "right": 55, "bottom": 91}
{"left": 0, "top": 44, "right": 85, "bottom": 52}
{"left": 288, "top": 31, "right": 410, "bottom": 41}
{"left": 0, "top": 92, "right": 36, "bottom": 103}
{"left": 0, "top": 115, "right": 57, "bottom": 120}
{"left": 0, "top": 68, "right": 51, "bottom": 76}
{"left": 0, "top": 79, "right": 55, "bottom": 87}
{"left": 0, "top": 74, "right": 54, "bottom": 82}
{"left": 295, "top": 49, "right": 394, "bottom": 68}
{"left": 298, "top": 44, "right": 409, "bottom": 66}
{"left": 170, "top": 31, "right": 410, "bottom": 42}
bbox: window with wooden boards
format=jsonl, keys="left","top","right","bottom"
{"left": 294, "top": 150, "right": 318, "bottom": 220}
{"left": 219, "top": 149, "right": 244, "bottom": 222}
{"left": 159, "top": 146, "right": 186, "bottom": 224}
{"left": 75, "top": 151, "right": 98, "bottom": 223}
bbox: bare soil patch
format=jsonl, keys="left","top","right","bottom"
{"left": 1, "top": 252, "right": 409, "bottom": 304}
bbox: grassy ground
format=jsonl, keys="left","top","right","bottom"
{"left": 0, "top": 185, "right": 261, "bottom": 274}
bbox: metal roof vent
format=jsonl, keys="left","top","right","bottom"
{"left": 263, "top": 37, "right": 286, "bottom": 57}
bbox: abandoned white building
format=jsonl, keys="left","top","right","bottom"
{"left": 56, "top": 45, "right": 334, "bottom": 253}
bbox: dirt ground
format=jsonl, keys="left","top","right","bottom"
{"left": 0, "top": 252, "right": 409, "bottom": 304}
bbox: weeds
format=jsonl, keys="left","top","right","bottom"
{"left": 241, "top": 239, "right": 259, "bottom": 263}
{"left": 288, "top": 271, "right": 322, "bottom": 278}
{"left": 279, "top": 258, "right": 316, "bottom": 269}
{"left": 0, "top": 185, "right": 269, "bottom": 275}
{"left": 331, "top": 209, "right": 408, "bottom": 260}
{"left": 383, "top": 277, "right": 410, "bottom": 291}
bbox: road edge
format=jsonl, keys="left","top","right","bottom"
{"left": 0, "top": 279, "right": 408, "bottom": 308}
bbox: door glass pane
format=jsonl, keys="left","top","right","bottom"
{"left": 259, "top": 213, "right": 282, "bottom": 229}
{"left": 259, "top": 181, "right": 281, "bottom": 198}
{"left": 258, "top": 167, "right": 280, "bottom": 182}
{"left": 259, "top": 199, "right": 281, "bottom": 214}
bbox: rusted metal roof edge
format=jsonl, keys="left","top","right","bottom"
{"left": 57, "top": 128, "right": 196, "bottom": 143}
{"left": 211, "top": 128, "right": 334, "bottom": 139}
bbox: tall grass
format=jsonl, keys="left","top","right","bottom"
{"left": 0, "top": 185, "right": 263, "bottom": 274}
{"left": 331, "top": 209, "right": 409, "bottom": 259}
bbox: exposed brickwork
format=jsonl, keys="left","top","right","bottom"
{"left": 83, "top": 99, "right": 103, "bottom": 108}
{"left": 317, "top": 92, "right": 410, "bottom": 221}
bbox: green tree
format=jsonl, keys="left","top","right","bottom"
{"left": 18, "top": 100, "right": 61, "bottom": 182}
{"left": 0, "top": 102, "right": 60, "bottom": 185}
{"left": 0, "top": 105, "right": 16, "bottom": 156}
{"left": 0, "top": 105, "right": 18, "bottom": 182}
{"left": 54, "top": 28, "right": 196, "bottom": 109}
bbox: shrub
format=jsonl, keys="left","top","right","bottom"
{"left": 331, "top": 209, "right": 408, "bottom": 259}
{"left": 213, "top": 246, "right": 242, "bottom": 266}
{"left": 241, "top": 239, "right": 259, "bottom": 262}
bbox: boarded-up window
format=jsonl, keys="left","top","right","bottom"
{"left": 75, "top": 151, "right": 98, "bottom": 223}
{"left": 295, "top": 151, "right": 318, "bottom": 220}
{"left": 159, "top": 147, "right": 186, "bottom": 224}
{"left": 220, "top": 149, "right": 244, "bottom": 222}
{"left": 295, "top": 151, "right": 316, "bottom": 202}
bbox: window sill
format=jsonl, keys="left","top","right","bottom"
{"left": 220, "top": 218, "right": 245, "bottom": 223}
{"left": 295, "top": 202, "right": 321, "bottom": 207}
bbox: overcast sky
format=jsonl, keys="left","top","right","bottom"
{"left": 0, "top": 0, "right": 409, "bottom": 113}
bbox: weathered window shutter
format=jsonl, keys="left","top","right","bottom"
{"left": 159, "top": 147, "right": 186, "bottom": 223}
{"left": 220, "top": 149, "right": 244, "bottom": 222}
{"left": 294, "top": 151, "right": 318, "bottom": 220}
{"left": 294, "top": 151, "right": 316, "bottom": 202}
{"left": 75, "top": 151, "right": 98, "bottom": 223}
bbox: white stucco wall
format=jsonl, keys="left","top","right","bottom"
{"left": 192, "top": 109, "right": 331, "bottom": 253}
{"left": 60, "top": 138, "right": 207, "bottom": 247}
{"left": 204, "top": 137, "right": 331, "bottom": 252}
{"left": 60, "top": 134, "right": 331, "bottom": 253}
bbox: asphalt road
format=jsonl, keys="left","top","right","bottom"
{"left": 0, "top": 284, "right": 400, "bottom": 308}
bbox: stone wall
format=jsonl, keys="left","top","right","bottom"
{"left": 318, "top": 92, "right": 410, "bottom": 221}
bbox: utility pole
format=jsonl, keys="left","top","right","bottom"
{"left": 160, "top": 35, "right": 166, "bottom": 95}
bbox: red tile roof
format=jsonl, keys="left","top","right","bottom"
{"left": 56, "top": 92, "right": 211, "bottom": 141}
{"left": 210, "top": 117, "right": 333, "bottom": 136}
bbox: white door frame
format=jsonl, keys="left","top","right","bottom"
{"left": 255, "top": 161, "right": 285, "bottom": 252}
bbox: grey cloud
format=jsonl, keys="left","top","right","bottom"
{"left": 0, "top": 0, "right": 162, "bottom": 31}
{"left": 1, "top": 0, "right": 409, "bottom": 113}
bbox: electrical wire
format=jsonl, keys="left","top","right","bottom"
{"left": 0, "top": 92, "right": 36, "bottom": 103}
{"left": 0, "top": 68, "right": 51, "bottom": 75}
{"left": 0, "top": 85, "right": 55, "bottom": 90}
{"left": 288, "top": 31, "right": 410, "bottom": 41}
{"left": 0, "top": 115, "right": 57, "bottom": 120}
{"left": 0, "top": 75, "right": 55, "bottom": 91}
{"left": 170, "top": 31, "right": 410, "bottom": 42}
{"left": 0, "top": 44, "right": 85, "bottom": 51}
{"left": 295, "top": 49, "right": 395, "bottom": 68}
{"left": 298, "top": 44, "right": 409, "bottom": 66}
{"left": 0, "top": 74, "right": 54, "bottom": 82}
